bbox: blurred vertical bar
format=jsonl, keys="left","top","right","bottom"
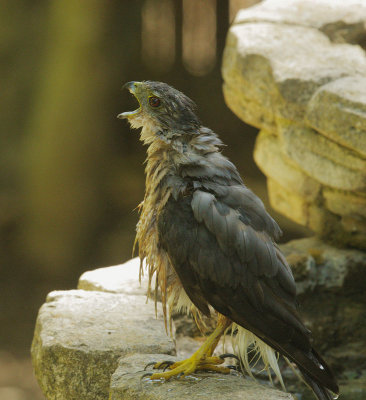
{"left": 216, "top": 0, "right": 229, "bottom": 61}
{"left": 182, "top": 0, "right": 217, "bottom": 76}
{"left": 141, "top": 0, "right": 176, "bottom": 73}
{"left": 23, "top": 2, "right": 108, "bottom": 276}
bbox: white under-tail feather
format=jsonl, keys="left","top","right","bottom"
{"left": 231, "top": 323, "right": 286, "bottom": 390}
{"left": 170, "top": 287, "right": 192, "bottom": 315}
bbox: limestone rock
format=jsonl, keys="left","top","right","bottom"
{"left": 306, "top": 76, "right": 366, "bottom": 158}
{"left": 109, "top": 353, "right": 294, "bottom": 400}
{"left": 280, "top": 238, "right": 366, "bottom": 361}
{"left": 267, "top": 178, "right": 334, "bottom": 234}
{"left": 338, "top": 216, "right": 366, "bottom": 250}
{"left": 235, "top": 0, "right": 366, "bottom": 40}
{"left": 31, "top": 290, "right": 175, "bottom": 400}
{"left": 323, "top": 188, "right": 366, "bottom": 220}
{"left": 222, "top": 22, "right": 366, "bottom": 126}
{"left": 222, "top": 49, "right": 277, "bottom": 132}
{"left": 254, "top": 130, "right": 321, "bottom": 200}
{"left": 279, "top": 124, "right": 366, "bottom": 191}
{"left": 78, "top": 257, "right": 150, "bottom": 296}
{"left": 222, "top": 0, "right": 366, "bottom": 248}
{"left": 281, "top": 237, "right": 366, "bottom": 294}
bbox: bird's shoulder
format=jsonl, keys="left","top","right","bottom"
{"left": 168, "top": 142, "right": 282, "bottom": 241}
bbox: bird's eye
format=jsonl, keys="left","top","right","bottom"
{"left": 149, "top": 96, "right": 161, "bottom": 107}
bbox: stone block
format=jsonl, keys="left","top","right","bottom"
{"left": 222, "top": 0, "right": 366, "bottom": 248}
{"left": 31, "top": 290, "right": 175, "bottom": 400}
{"left": 323, "top": 188, "right": 366, "bottom": 219}
{"left": 339, "top": 216, "right": 366, "bottom": 250}
{"left": 306, "top": 76, "right": 366, "bottom": 158}
{"left": 78, "top": 257, "right": 149, "bottom": 296}
{"left": 109, "top": 353, "right": 294, "bottom": 400}
{"left": 280, "top": 237, "right": 366, "bottom": 294}
{"left": 222, "top": 22, "right": 366, "bottom": 126}
{"left": 280, "top": 238, "right": 366, "bottom": 361}
{"left": 254, "top": 130, "right": 321, "bottom": 200}
{"left": 279, "top": 124, "right": 366, "bottom": 191}
{"left": 235, "top": 0, "right": 366, "bottom": 42}
{"left": 222, "top": 51, "right": 277, "bottom": 132}
{"left": 266, "top": 178, "right": 333, "bottom": 234}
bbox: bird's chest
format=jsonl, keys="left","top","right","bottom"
{"left": 135, "top": 156, "right": 173, "bottom": 260}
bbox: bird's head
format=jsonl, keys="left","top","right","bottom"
{"left": 118, "top": 81, "right": 200, "bottom": 142}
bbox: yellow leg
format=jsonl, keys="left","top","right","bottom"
{"left": 144, "top": 315, "right": 233, "bottom": 380}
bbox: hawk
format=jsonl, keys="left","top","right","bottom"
{"left": 118, "top": 81, "right": 339, "bottom": 400}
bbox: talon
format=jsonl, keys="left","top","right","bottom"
{"left": 227, "top": 365, "right": 239, "bottom": 370}
{"left": 219, "top": 353, "right": 239, "bottom": 361}
{"left": 141, "top": 372, "right": 154, "bottom": 380}
{"left": 158, "top": 360, "right": 175, "bottom": 370}
{"left": 144, "top": 361, "right": 157, "bottom": 371}
{"left": 163, "top": 362, "right": 175, "bottom": 372}
{"left": 138, "top": 317, "right": 233, "bottom": 380}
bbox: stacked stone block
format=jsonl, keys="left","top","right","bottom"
{"left": 222, "top": 0, "right": 366, "bottom": 249}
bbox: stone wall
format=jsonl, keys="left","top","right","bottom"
{"left": 32, "top": 259, "right": 294, "bottom": 400}
{"left": 32, "top": 252, "right": 366, "bottom": 400}
{"left": 280, "top": 237, "right": 366, "bottom": 399}
{"left": 222, "top": 0, "right": 366, "bottom": 249}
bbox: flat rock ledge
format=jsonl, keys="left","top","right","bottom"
{"left": 110, "top": 354, "right": 293, "bottom": 400}
{"left": 78, "top": 257, "right": 149, "bottom": 296}
{"left": 31, "top": 288, "right": 175, "bottom": 400}
{"left": 32, "top": 258, "right": 294, "bottom": 400}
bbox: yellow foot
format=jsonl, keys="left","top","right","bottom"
{"left": 142, "top": 353, "right": 238, "bottom": 380}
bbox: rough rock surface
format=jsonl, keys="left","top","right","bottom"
{"left": 32, "top": 248, "right": 366, "bottom": 399}
{"left": 33, "top": 258, "right": 296, "bottom": 400}
{"left": 110, "top": 353, "right": 294, "bottom": 400}
{"left": 31, "top": 290, "right": 174, "bottom": 400}
{"left": 306, "top": 76, "right": 366, "bottom": 158}
{"left": 78, "top": 257, "right": 149, "bottom": 296}
{"left": 279, "top": 238, "right": 366, "bottom": 399}
{"left": 222, "top": 0, "right": 366, "bottom": 249}
{"left": 234, "top": 0, "right": 366, "bottom": 33}
{"left": 280, "top": 237, "right": 366, "bottom": 296}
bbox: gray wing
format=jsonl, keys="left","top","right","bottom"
{"left": 176, "top": 150, "right": 282, "bottom": 240}
{"left": 159, "top": 188, "right": 305, "bottom": 343}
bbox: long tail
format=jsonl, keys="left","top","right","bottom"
{"left": 232, "top": 326, "right": 339, "bottom": 400}
{"left": 292, "top": 346, "right": 339, "bottom": 400}
{"left": 284, "top": 345, "right": 339, "bottom": 398}
{"left": 301, "top": 371, "right": 337, "bottom": 400}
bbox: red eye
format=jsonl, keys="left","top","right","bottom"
{"left": 149, "top": 96, "right": 161, "bottom": 107}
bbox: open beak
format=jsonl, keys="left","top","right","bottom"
{"left": 117, "top": 81, "right": 142, "bottom": 119}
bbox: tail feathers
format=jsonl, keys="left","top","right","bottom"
{"left": 301, "top": 371, "right": 338, "bottom": 400}
{"left": 287, "top": 346, "right": 339, "bottom": 395}
{"left": 231, "top": 326, "right": 339, "bottom": 400}
{"left": 309, "top": 347, "right": 339, "bottom": 394}
{"left": 281, "top": 345, "right": 339, "bottom": 400}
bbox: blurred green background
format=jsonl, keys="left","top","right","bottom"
{"left": 1, "top": 1, "right": 308, "bottom": 398}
